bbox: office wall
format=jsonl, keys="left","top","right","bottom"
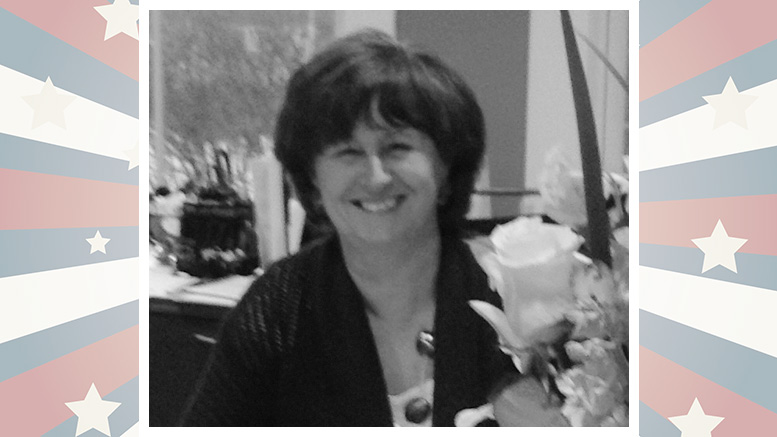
{"left": 397, "top": 11, "right": 531, "bottom": 218}
{"left": 334, "top": 10, "right": 395, "bottom": 37}
{"left": 525, "top": 11, "right": 629, "bottom": 193}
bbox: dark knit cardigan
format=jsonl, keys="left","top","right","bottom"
{"left": 181, "top": 234, "right": 513, "bottom": 426}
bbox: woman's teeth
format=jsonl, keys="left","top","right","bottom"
{"left": 355, "top": 197, "right": 400, "bottom": 212}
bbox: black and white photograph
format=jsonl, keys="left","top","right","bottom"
{"left": 148, "top": 9, "right": 630, "bottom": 427}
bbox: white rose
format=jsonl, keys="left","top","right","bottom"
{"left": 472, "top": 217, "right": 583, "bottom": 346}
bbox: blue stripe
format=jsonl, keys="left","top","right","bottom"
{"left": 0, "top": 9, "right": 138, "bottom": 118}
{"left": 639, "top": 243, "right": 777, "bottom": 292}
{"left": 0, "top": 226, "right": 139, "bottom": 278}
{"left": 640, "top": 38, "right": 777, "bottom": 127}
{"left": 0, "top": 300, "right": 138, "bottom": 383}
{"left": 0, "top": 133, "right": 138, "bottom": 186}
{"left": 639, "top": 146, "right": 777, "bottom": 201}
{"left": 639, "top": 401, "right": 679, "bottom": 437}
{"left": 640, "top": 0, "right": 711, "bottom": 47}
{"left": 44, "top": 376, "right": 138, "bottom": 437}
{"left": 640, "top": 309, "right": 777, "bottom": 413}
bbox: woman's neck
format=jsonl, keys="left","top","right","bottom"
{"left": 339, "top": 233, "right": 441, "bottom": 323}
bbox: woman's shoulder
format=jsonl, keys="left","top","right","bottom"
{"left": 209, "top": 235, "right": 330, "bottom": 356}
{"left": 243, "top": 235, "right": 333, "bottom": 304}
{"left": 223, "top": 235, "right": 336, "bottom": 351}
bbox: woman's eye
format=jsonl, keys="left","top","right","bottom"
{"left": 335, "top": 147, "right": 363, "bottom": 157}
{"left": 389, "top": 143, "right": 413, "bottom": 153}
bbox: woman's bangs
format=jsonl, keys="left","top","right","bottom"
{"left": 314, "top": 80, "right": 368, "bottom": 147}
{"left": 369, "top": 76, "right": 438, "bottom": 135}
{"left": 319, "top": 60, "right": 450, "bottom": 146}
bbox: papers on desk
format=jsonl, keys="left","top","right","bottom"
{"left": 149, "top": 265, "right": 200, "bottom": 298}
{"left": 150, "top": 259, "right": 260, "bottom": 308}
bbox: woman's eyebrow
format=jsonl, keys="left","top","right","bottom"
{"left": 383, "top": 127, "right": 418, "bottom": 141}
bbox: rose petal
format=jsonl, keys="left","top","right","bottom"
{"left": 491, "top": 217, "right": 582, "bottom": 266}
{"left": 469, "top": 300, "right": 526, "bottom": 349}
{"left": 465, "top": 238, "right": 505, "bottom": 296}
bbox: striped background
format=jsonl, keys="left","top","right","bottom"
{"left": 2, "top": 1, "right": 776, "bottom": 435}
{"left": 640, "top": 0, "right": 777, "bottom": 435}
{"left": 0, "top": 0, "right": 139, "bottom": 436}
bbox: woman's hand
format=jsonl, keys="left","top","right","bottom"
{"left": 491, "top": 377, "right": 570, "bottom": 427}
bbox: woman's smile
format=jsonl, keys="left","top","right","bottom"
{"left": 351, "top": 195, "right": 406, "bottom": 213}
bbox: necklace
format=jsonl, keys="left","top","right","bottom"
{"left": 404, "top": 330, "right": 435, "bottom": 424}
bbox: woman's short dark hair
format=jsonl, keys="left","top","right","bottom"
{"left": 274, "top": 30, "right": 486, "bottom": 235}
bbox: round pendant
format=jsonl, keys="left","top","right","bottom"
{"left": 416, "top": 330, "right": 435, "bottom": 357}
{"left": 405, "top": 397, "right": 432, "bottom": 424}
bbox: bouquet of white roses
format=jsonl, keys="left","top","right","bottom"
{"left": 455, "top": 10, "right": 629, "bottom": 427}
{"left": 458, "top": 154, "right": 629, "bottom": 427}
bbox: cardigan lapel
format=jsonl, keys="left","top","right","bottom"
{"left": 311, "top": 237, "right": 394, "bottom": 426}
{"left": 431, "top": 236, "right": 490, "bottom": 426}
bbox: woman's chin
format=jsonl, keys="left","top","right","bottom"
{"left": 342, "top": 224, "right": 432, "bottom": 246}
{"left": 351, "top": 228, "right": 409, "bottom": 244}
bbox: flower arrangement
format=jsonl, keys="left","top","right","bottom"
{"left": 456, "top": 10, "right": 629, "bottom": 427}
{"left": 459, "top": 159, "right": 629, "bottom": 427}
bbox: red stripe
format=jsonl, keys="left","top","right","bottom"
{"left": 640, "top": 346, "right": 777, "bottom": 435}
{"left": 0, "top": 169, "right": 138, "bottom": 230}
{"left": 639, "top": 195, "right": 777, "bottom": 256}
{"left": 0, "top": 0, "right": 138, "bottom": 81}
{"left": 640, "top": 0, "right": 777, "bottom": 102}
{"left": 0, "top": 325, "right": 138, "bottom": 436}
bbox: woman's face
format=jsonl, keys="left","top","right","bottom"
{"left": 313, "top": 117, "right": 448, "bottom": 245}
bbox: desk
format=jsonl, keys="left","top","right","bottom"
{"left": 150, "top": 262, "right": 257, "bottom": 320}
{"left": 149, "top": 260, "right": 258, "bottom": 426}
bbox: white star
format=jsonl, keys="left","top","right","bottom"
{"left": 86, "top": 231, "right": 111, "bottom": 254}
{"left": 668, "top": 398, "right": 724, "bottom": 437}
{"left": 22, "top": 77, "right": 76, "bottom": 129}
{"left": 122, "top": 141, "right": 139, "bottom": 170}
{"left": 94, "top": 0, "right": 139, "bottom": 41}
{"left": 691, "top": 220, "right": 747, "bottom": 273}
{"left": 65, "top": 383, "right": 121, "bottom": 436}
{"left": 702, "top": 77, "right": 757, "bottom": 129}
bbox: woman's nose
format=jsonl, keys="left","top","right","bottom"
{"left": 365, "top": 155, "right": 392, "bottom": 186}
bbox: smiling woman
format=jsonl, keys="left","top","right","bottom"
{"left": 179, "top": 30, "right": 526, "bottom": 427}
